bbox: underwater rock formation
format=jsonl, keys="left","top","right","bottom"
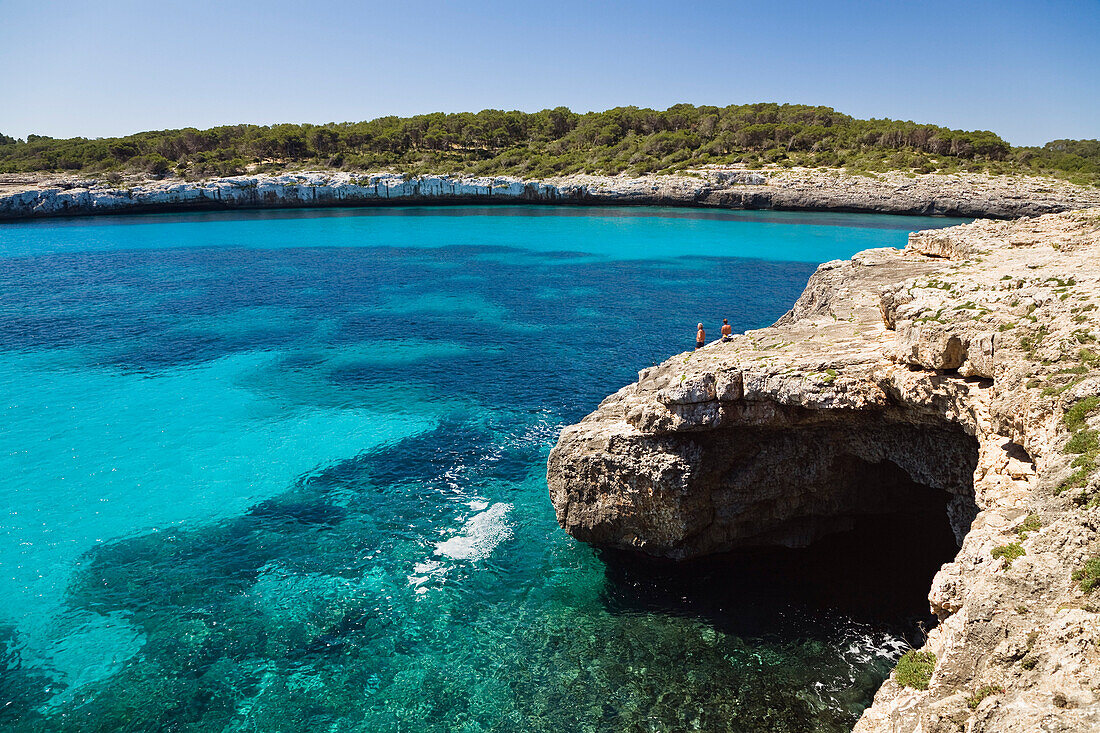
{"left": 549, "top": 210, "right": 1100, "bottom": 731}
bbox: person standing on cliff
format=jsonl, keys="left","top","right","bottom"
{"left": 696, "top": 323, "right": 706, "bottom": 350}
{"left": 721, "top": 318, "right": 732, "bottom": 341}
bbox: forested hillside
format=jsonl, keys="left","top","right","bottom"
{"left": 1, "top": 104, "right": 1096, "bottom": 185}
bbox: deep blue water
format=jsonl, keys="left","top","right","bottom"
{"left": 0, "top": 205, "right": 965, "bottom": 732}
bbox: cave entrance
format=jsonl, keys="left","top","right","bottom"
{"left": 686, "top": 417, "right": 981, "bottom": 556}
{"left": 601, "top": 489, "right": 960, "bottom": 627}
{"left": 603, "top": 415, "right": 981, "bottom": 626}
{"left": 590, "top": 414, "right": 982, "bottom": 731}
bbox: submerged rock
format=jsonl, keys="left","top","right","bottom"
{"left": 548, "top": 209, "right": 1100, "bottom": 731}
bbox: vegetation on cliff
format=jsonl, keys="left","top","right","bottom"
{"left": 0, "top": 104, "right": 1096, "bottom": 185}
{"left": 1074, "top": 556, "right": 1100, "bottom": 593}
{"left": 893, "top": 650, "right": 936, "bottom": 691}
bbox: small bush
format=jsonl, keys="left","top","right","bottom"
{"left": 1065, "top": 396, "right": 1100, "bottom": 431}
{"left": 1060, "top": 398, "right": 1100, "bottom": 494}
{"left": 1058, "top": 467, "right": 1091, "bottom": 494}
{"left": 894, "top": 650, "right": 936, "bottom": 690}
{"left": 1066, "top": 429, "right": 1098, "bottom": 455}
{"left": 1073, "top": 556, "right": 1100, "bottom": 593}
{"left": 992, "top": 542, "right": 1025, "bottom": 566}
{"left": 966, "top": 684, "right": 1005, "bottom": 709}
{"left": 1016, "top": 514, "right": 1041, "bottom": 539}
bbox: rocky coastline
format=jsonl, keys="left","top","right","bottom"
{"left": 1, "top": 168, "right": 1099, "bottom": 221}
{"left": 6, "top": 164, "right": 1100, "bottom": 730}
{"left": 548, "top": 209, "right": 1100, "bottom": 731}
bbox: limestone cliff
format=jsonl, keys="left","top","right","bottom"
{"left": 548, "top": 210, "right": 1100, "bottom": 731}
{"left": 1, "top": 168, "right": 1098, "bottom": 220}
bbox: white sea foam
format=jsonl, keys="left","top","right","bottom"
{"left": 408, "top": 559, "right": 444, "bottom": 593}
{"left": 433, "top": 502, "right": 514, "bottom": 561}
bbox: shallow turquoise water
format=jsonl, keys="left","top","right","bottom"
{"left": 0, "top": 205, "right": 965, "bottom": 731}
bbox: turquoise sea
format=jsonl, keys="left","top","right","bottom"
{"left": 0, "top": 206, "right": 965, "bottom": 732}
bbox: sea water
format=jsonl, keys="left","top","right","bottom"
{"left": 0, "top": 205, "right": 965, "bottom": 732}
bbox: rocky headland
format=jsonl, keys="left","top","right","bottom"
{"left": 5, "top": 163, "right": 1100, "bottom": 731}
{"left": 548, "top": 209, "right": 1100, "bottom": 731}
{"left": 1, "top": 168, "right": 1099, "bottom": 221}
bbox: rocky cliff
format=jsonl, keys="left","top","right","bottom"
{"left": 2, "top": 168, "right": 1098, "bottom": 220}
{"left": 548, "top": 210, "right": 1100, "bottom": 731}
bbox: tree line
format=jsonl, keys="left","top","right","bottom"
{"left": 0, "top": 103, "right": 1096, "bottom": 185}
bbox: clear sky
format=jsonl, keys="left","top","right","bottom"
{"left": 1, "top": 0, "right": 1097, "bottom": 146}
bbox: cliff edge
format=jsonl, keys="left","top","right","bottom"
{"left": 2, "top": 168, "right": 1099, "bottom": 221}
{"left": 548, "top": 209, "right": 1100, "bottom": 732}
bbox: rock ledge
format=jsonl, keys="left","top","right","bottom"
{"left": 548, "top": 209, "right": 1100, "bottom": 732}
{"left": 1, "top": 168, "right": 1098, "bottom": 220}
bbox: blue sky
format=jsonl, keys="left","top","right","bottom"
{"left": 1, "top": 0, "right": 1097, "bottom": 145}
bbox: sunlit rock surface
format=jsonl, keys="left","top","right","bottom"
{"left": 2, "top": 168, "right": 1099, "bottom": 220}
{"left": 549, "top": 210, "right": 1100, "bottom": 731}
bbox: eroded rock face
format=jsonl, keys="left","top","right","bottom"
{"left": 2, "top": 168, "right": 1099, "bottom": 220}
{"left": 548, "top": 209, "right": 1100, "bottom": 731}
{"left": 550, "top": 403, "right": 980, "bottom": 557}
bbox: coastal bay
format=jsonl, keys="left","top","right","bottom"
{"left": 0, "top": 206, "right": 963, "bottom": 731}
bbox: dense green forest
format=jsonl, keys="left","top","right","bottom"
{"left": 1, "top": 104, "right": 1097, "bottom": 185}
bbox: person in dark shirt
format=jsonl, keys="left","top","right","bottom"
{"left": 696, "top": 323, "right": 706, "bottom": 350}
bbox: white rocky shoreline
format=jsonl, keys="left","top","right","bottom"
{"left": 1, "top": 168, "right": 1098, "bottom": 221}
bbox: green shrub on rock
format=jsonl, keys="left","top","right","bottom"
{"left": 894, "top": 650, "right": 936, "bottom": 690}
{"left": 1073, "top": 556, "right": 1100, "bottom": 593}
{"left": 1064, "top": 396, "right": 1100, "bottom": 432}
{"left": 966, "top": 684, "right": 1005, "bottom": 709}
{"left": 992, "top": 542, "right": 1025, "bottom": 566}
{"left": 1015, "top": 514, "right": 1041, "bottom": 539}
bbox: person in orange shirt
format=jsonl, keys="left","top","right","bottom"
{"left": 721, "top": 318, "right": 732, "bottom": 340}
